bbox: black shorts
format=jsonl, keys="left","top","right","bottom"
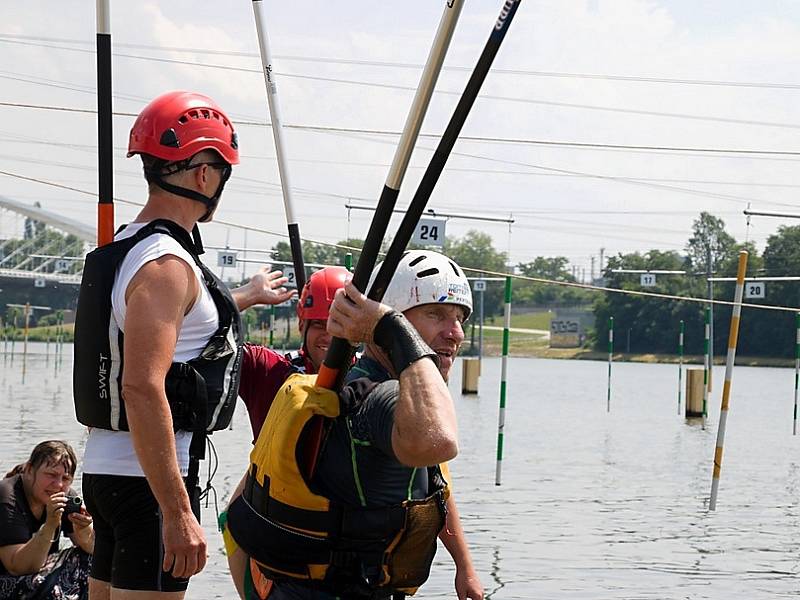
{"left": 83, "top": 473, "right": 200, "bottom": 592}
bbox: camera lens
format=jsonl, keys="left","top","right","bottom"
{"left": 70, "top": 496, "right": 82, "bottom": 507}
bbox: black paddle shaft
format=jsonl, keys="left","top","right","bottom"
{"left": 369, "top": 0, "right": 521, "bottom": 302}
{"left": 322, "top": 183, "right": 399, "bottom": 388}
{"left": 323, "top": 0, "right": 521, "bottom": 390}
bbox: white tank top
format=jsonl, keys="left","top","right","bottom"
{"left": 82, "top": 223, "right": 219, "bottom": 477}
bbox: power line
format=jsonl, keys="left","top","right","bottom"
{"left": 4, "top": 102, "right": 799, "bottom": 210}
{"left": 2, "top": 166, "right": 799, "bottom": 314}
{"left": 2, "top": 37, "right": 800, "bottom": 131}
{"left": 2, "top": 33, "right": 799, "bottom": 90}
{"left": 2, "top": 99, "right": 798, "bottom": 161}
{"left": 2, "top": 134, "right": 799, "bottom": 190}
{"left": 2, "top": 70, "right": 799, "bottom": 157}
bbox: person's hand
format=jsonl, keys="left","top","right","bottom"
{"left": 235, "top": 267, "right": 296, "bottom": 310}
{"left": 161, "top": 510, "right": 207, "bottom": 579}
{"left": 455, "top": 566, "right": 484, "bottom": 600}
{"left": 68, "top": 507, "right": 94, "bottom": 550}
{"left": 45, "top": 492, "right": 68, "bottom": 530}
{"left": 327, "top": 280, "right": 392, "bottom": 344}
{"left": 250, "top": 267, "right": 297, "bottom": 306}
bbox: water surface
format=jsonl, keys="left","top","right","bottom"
{"left": 2, "top": 344, "right": 798, "bottom": 598}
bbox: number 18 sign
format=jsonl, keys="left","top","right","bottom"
{"left": 412, "top": 217, "right": 446, "bottom": 247}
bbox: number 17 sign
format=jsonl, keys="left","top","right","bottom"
{"left": 412, "top": 217, "right": 446, "bottom": 247}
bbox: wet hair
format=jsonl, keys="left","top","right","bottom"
{"left": 23, "top": 440, "right": 77, "bottom": 478}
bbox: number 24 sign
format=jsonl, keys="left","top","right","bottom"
{"left": 412, "top": 218, "right": 446, "bottom": 247}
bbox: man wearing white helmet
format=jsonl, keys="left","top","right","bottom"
{"left": 226, "top": 250, "right": 482, "bottom": 600}
{"left": 326, "top": 250, "right": 482, "bottom": 600}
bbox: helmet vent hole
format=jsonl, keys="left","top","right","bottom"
{"left": 188, "top": 110, "right": 199, "bottom": 119}
{"left": 201, "top": 109, "right": 210, "bottom": 119}
{"left": 417, "top": 268, "right": 439, "bottom": 278}
{"left": 178, "top": 116, "right": 188, "bottom": 124}
{"left": 409, "top": 255, "right": 426, "bottom": 267}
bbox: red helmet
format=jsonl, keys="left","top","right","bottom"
{"left": 297, "top": 266, "right": 349, "bottom": 322}
{"left": 127, "top": 91, "right": 239, "bottom": 165}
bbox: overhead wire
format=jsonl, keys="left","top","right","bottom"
{"left": 2, "top": 72, "right": 798, "bottom": 158}
{"left": 5, "top": 99, "right": 799, "bottom": 209}
{"left": 2, "top": 36, "right": 800, "bottom": 131}
{"left": 2, "top": 167, "right": 798, "bottom": 314}
{"left": 2, "top": 33, "right": 799, "bottom": 90}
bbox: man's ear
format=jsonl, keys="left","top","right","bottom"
{"left": 194, "top": 163, "right": 210, "bottom": 192}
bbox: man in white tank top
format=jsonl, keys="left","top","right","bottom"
{"left": 79, "top": 92, "right": 293, "bottom": 600}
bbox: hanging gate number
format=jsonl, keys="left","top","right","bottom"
{"left": 412, "top": 217, "right": 446, "bottom": 247}
{"left": 745, "top": 281, "right": 766, "bottom": 299}
{"left": 217, "top": 251, "right": 238, "bottom": 268}
{"left": 640, "top": 273, "right": 656, "bottom": 287}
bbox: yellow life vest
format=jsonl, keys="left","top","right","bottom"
{"left": 226, "top": 373, "right": 450, "bottom": 597}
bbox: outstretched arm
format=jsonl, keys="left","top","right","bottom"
{"left": 231, "top": 267, "right": 295, "bottom": 311}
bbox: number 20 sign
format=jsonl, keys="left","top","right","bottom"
{"left": 745, "top": 282, "right": 766, "bottom": 299}
{"left": 412, "top": 217, "right": 446, "bottom": 247}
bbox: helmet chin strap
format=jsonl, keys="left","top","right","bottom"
{"left": 145, "top": 159, "right": 232, "bottom": 224}
{"left": 150, "top": 173, "right": 229, "bottom": 224}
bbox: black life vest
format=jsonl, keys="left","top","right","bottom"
{"left": 72, "top": 219, "right": 243, "bottom": 434}
{"left": 226, "top": 373, "right": 449, "bottom": 598}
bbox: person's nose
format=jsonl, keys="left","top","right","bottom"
{"left": 444, "top": 318, "right": 465, "bottom": 344}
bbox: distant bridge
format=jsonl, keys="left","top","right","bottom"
{"left": 0, "top": 195, "right": 92, "bottom": 285}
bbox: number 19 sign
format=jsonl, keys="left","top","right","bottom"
{"left": 412, "top": 217, "right": 446, "bottom": 247}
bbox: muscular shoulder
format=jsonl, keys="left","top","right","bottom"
{"left": 113, "top": 230, "right": 200, "bottom": 315}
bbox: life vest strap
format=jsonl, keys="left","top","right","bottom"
{"left": 244, "top": 469, "right": 336, "bottom": 534}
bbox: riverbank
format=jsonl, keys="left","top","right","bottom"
{"left": 477, "top": 340, "right": 796, "bottom": 368}
{"left": 12, "top": 324, "right": 795, "bottom": 368}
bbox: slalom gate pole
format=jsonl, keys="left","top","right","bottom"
{"left": 304, "top": 0, "right": 466, "bottom": 477}
{"left": 703, "top": 305, "right": 710, "bottom": 429}
{"left": 794, "top": 312, "right": 799, "bottom": 435}
{"left": 96, "top": 0, "right": 114, "bottom": 246}
{"left": 709, "top": 250, "right": 748, "bottom": 511}
{"left": 607, "top": 316, "right": 613, "bottom": 412}
{"left": 678, "top": 319, "right": 684, "bottom": 415}
{"left": 269, "top": 304, "right": 275, "bottom": 347}
{"left": 22, "top": 303, "right": 30, "bottom": 359}
{"left": 495, "top": 276, "right": 512, "bottom": 485}
{"left": 252, "top": 1, "right": 306, "bottom": 291}
{"left": 367, "top": 0, "right": 522, "bottom": 302}
{"left": 345, "top": 252, "right": 353, "bottom": 272}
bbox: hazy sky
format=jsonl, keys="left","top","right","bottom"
{"left": 2, "top": 1, "right": 799, "bottom": 278}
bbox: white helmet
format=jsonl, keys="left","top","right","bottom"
{"left": 371, "top": 250, "right": 472, "bottom": 319}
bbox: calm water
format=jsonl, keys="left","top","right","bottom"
{"left": 2, "top": 343, "right": 800, "bottom": 598}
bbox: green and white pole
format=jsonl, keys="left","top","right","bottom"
{"left": 678, "top": 319, "right": 685, "bottom": 415}
{"left": 794, "top": 312, "right": 800, "bottom": 436}
{"left": 703, "top": 306, "right": 710, "bottom": 429}
{"left": 607, "top": 316, "right": 614, "bottom": 412}
{"left": 495, "top": 276, "right": 512, "bottom": 486}
{"left": 345, "top": 252, "right": 353, "bottom": 272}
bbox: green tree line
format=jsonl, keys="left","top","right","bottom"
{"left": 269, "top": 230, "right": 591, "bottom": 318}
{"left": 594, "top": 212, "right": 800, "bottom": 358}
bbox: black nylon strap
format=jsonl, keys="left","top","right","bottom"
{"left": 372, "top": 311, "right": 439, "bottom": 375}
